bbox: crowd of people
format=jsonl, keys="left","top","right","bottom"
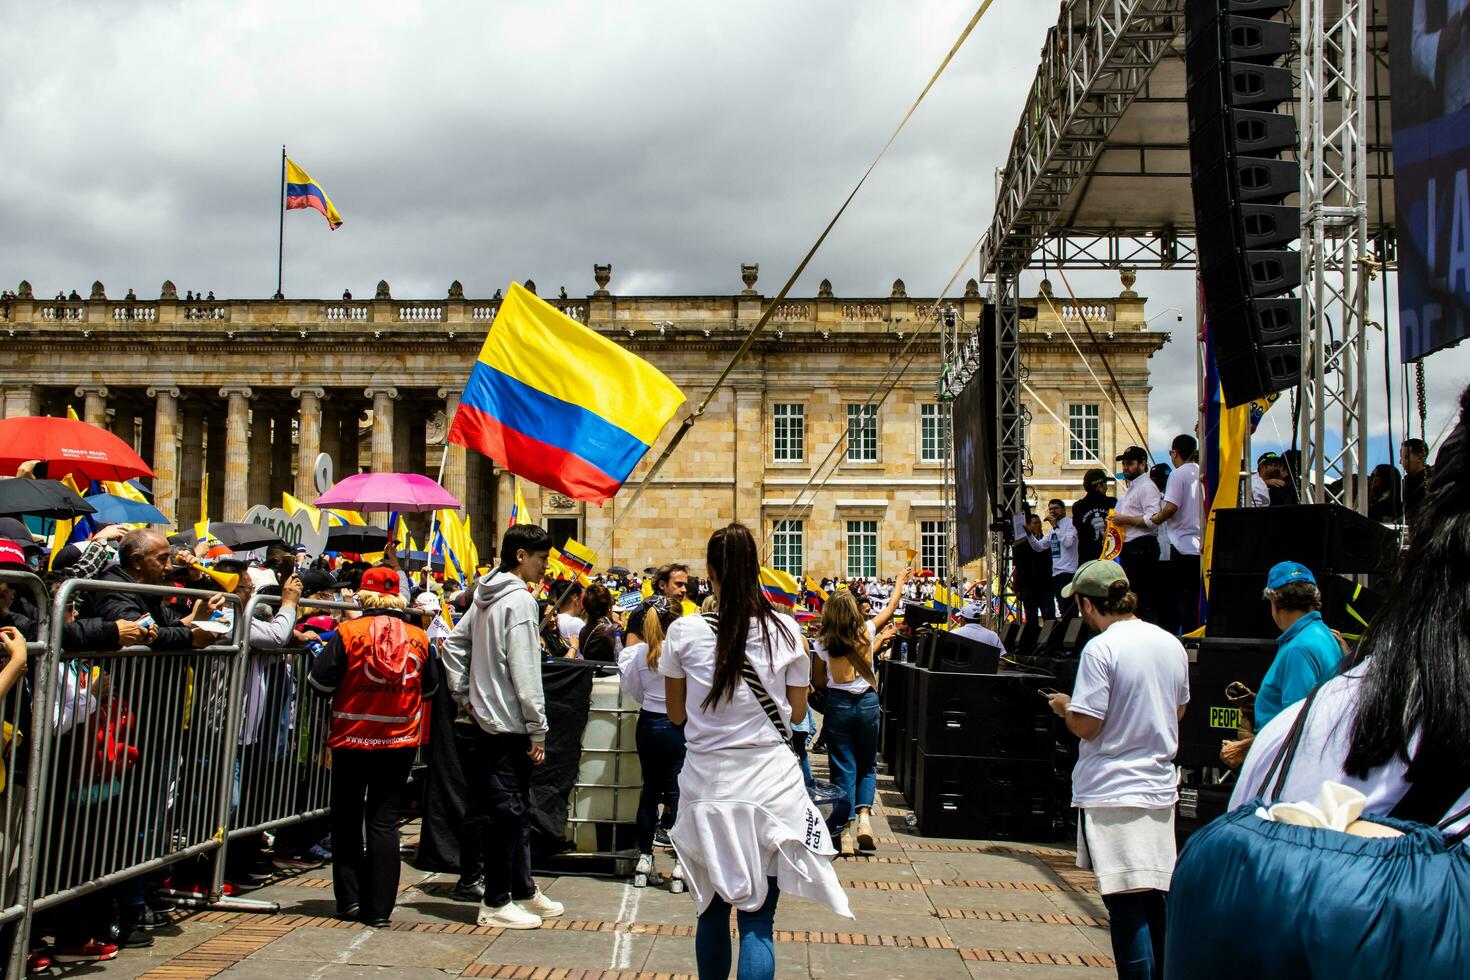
{"left": 0, "top": 402, "right": 1461, "bottom": 979}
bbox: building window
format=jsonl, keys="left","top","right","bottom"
{"left": 771, "top": 520, "right": 803, "bottom": 577}
{"left": 772, "top": 403, "right": 804, "bottom": 462}
{"left": 846, "top": 404, "right": 878, "bottom": 462}
{"left": 1067, "top": 404, "right": 1100, "bottom": 464}
{"left": 920, "top": 520, "right": 948, "bottom": 580}
{"left": 920, "top": 403, "right": 950, "bottom": 463}
{"left": 846, "top": 520, "right": 878, "bottom": 578}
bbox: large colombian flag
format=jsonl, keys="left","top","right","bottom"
{"left": 285, "top": 159, "right": 344, "bottom": 229}
{"left": 448, "top": 282, "right": 686, "bottom": 504}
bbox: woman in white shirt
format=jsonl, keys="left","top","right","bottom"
{"left": 617, "top": 597, "right": 686, "bottom": 890}
{"left": 661, "top": 523, "right": 851, "bottom": 980}
{"left": 812, "top": 582, "right": 901, "bottom": 855}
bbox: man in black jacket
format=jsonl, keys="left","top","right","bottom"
{"left": 87, "top": 531, "right": 214, "bottom": 650}
{"left": 1072, "top": 468, "right": 1118, "bottom": 564}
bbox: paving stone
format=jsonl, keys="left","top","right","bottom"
{"left": 220, "top": 964, "right": 457, "bottom": 980}
{"left": 642, "top": 935, "right": 807, "bottom": 976}
{"left": 476, "top": 928, "right": 653, "bottom": 972}
{"left": 84, "top": 922, "right": 235, "bottom": 980}
{"left": 964, "top": 961, "right": 1109, "bottom": 979}
{"left": 919, "top": 886, "right": 1078, "bottom": 918}
{"left": 343, "top": 929, "right": 496, "bottom": 970}
{"left": 247, "top": 924, "right": 377, "bottom": 962}
{"left": 939, "top": 918, "right": 1113, "bottom": 957}
{"left": 905, "top": 852, "right": 1066, "bottom": 885}
{"left": 806, "top": 943, "right": 964, "bottom": 978}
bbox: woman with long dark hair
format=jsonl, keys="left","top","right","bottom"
{"left": 617, "top": 598, "right": 685, "bottom": 890}
{"left": 578, "top": 583, "right": 619, "bottom": 662}
{"left": 662, "top": 524, "right": 850, "bottom": 979}
{"left": 1163, "top": 387, "right": 1470, "bottom": 977}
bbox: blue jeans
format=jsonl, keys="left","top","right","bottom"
{"left": 695, "top": 877, "right": 779, "bottom": 980}
{"left": 823, "top": 687, "right": 879, "bottom": 828}
{"left": 791, "top": 731, "right": 814, "bottom": 789}
{"left": 635, "top": 710, "right": 686, "bottom": 854}
{"left": 1101, "top": 889, "right": 1167, "bottom": 980}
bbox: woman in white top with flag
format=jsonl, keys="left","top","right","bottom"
{"left": 661, "top": 523, "right": 851, "bottom": 980}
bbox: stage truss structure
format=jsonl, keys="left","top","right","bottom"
{"left": 952, "top": 0, "right": 1391, "bottom": 582}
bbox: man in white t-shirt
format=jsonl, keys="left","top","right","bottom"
{"left": 1109, "top": 446, "right": 1164, "bottom": 626}
{"left": 1147, "top": 434, "right": 1204, "bottom": 634}
{"left": 1046, "top": 560, "right": 1189, "bottom": 979}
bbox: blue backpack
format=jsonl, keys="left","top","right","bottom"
{"left": 1165, "top": 687, "right": 1470, "bottom": 979}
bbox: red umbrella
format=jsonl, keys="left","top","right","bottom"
{"left": 0, "top": 416, "right": 153, "bottom": 482}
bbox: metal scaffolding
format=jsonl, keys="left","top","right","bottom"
{"left": 1298, "top": 0, "right": 1371, "bottom": 511}
{"left": 957, "top": 0, "right": 1386, "bottom": 580}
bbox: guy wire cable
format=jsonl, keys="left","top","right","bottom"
{"left": 760, "top": 236, "right": 984, "bottom": 556}
{"left": 1032, "top": 285, "right": 1149, "bottom": 450}
{"left": 1020, "top": 379, "right": 1108, "bottom": 470}
{"left": 1056, "top": 268, "right": 1153, "bottom": 462}
{"left": 597, "top": 0, "right": 1000, "bottom": 550}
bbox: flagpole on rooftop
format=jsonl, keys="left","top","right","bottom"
{"left": 274, "top": 145, "right": 286, "bottom": 300}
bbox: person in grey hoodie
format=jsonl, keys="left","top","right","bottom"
{"left": 441, "top": 523, "right": 567, "bottom": 930}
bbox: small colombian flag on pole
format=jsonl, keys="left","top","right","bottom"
{"left": 448, "top": 283, "right": 685, "bottom": 504}
{"left": 285, "top": 159, "right": 344, "bottom": 230}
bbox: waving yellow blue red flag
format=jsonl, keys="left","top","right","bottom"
{"left": 447, "top": 283, "right": 686, "bottom": 503}
{"left": 759, "top": 567, "right": 801, "bottom": 608}
{"left": 285, "top": 159, "right": 343, "bottom": 230}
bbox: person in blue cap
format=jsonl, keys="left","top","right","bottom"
{"left": 1220, "top": 561, "right": 1344, "bottom": 768}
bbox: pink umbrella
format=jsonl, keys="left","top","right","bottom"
{"left": 313, "top": 472, "right": 462, "bottom": 513}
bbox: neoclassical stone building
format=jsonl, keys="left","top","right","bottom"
{"left": 0, "top": 266, "right": 1166, "bottom": 577}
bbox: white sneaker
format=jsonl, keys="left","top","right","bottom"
{"left": 523, "top": 890, "right": 564, "bottom": 919}
{"left": 633, "top": 853, "right": 654, "bottom": 888}
{"left": 477, "top": 901, "right": 542, "bottom": 930}
{"left": 669, "top": 860, "right": 686, "bottom": 895}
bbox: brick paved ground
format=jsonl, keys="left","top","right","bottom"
{"left": 85, "top": 765, "right": 1107, "bottom": 979}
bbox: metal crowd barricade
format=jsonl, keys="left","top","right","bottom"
{"left": 210, "top": 594, "right": 360, "bottom": 898}
{"left": 4, "top": 578, "right": 245, "bottom": 980}
{"left": 0, "top": 571, "right": 50, "bottom": 932}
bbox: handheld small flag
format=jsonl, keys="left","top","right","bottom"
{"left": 804, "top": 575, "right": 828, "bottom": 612}
{"left": 759, "top": 567, "right": 800, "bottom": 608}
{"left": 559, "top": 538, "right": 598, "bottom": 578}
{"left": 509, "top": 480, "right": 529, "bottom": 527}
{"left": 448, "top": 282, "right": 686, "bottom": 503}
{"left": 285, "top": 159, "right": 344, "bottom": 230}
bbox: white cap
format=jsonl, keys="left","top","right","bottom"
{"left": 958, "top": 601, "right": 985, "bottom": 620}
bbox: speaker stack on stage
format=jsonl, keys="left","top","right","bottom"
{"left": 880, "top": 630, "right": 1066, "bottom": 841}
{"left": 1185, "top": 0, "right": 1302, "bottom": 405}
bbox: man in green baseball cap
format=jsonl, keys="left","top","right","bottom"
{"left": 1047, "top": 558, "right": 1190, "bottom": 977}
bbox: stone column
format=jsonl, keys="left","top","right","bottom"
{"left": 206, "top": 412, "right": 226, "bottom": 520}
{"left": 3, "top": 386, "right": 39, "bottom": 418}
{"left": 733, "top": 384, "right": 764, "bottom": 528}
{"left": 318, "top": 397, "right": 342, "bottom": 480}
{"left": 75, "top": 385, "right": 108, "bottom": 427}
{"left": 248, "top": 401, "right": 273, "bottom": 509}
{"left": 270, "top": 404, "right": 294, "bottom": 504}
{"left": 438, "top": 387, "right": 467, "bottom": 508}
{"left": 339, "top": 405, "right": 362, "bottom": 475}
{"left": 147, "top": 386, "right": 180, "bottom": 523}
{"left": 177, "top": 400, "right": 205, "bottom": 527}
{"left": 365, "top": 387, "right": 398, "bottom": 527}
{"left": 220, "top": 386, "right": 253, "bottom": 521}
{"left": 293, "top": 387, "right": 325, "bottom": 501}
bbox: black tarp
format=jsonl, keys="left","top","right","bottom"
{"left": 412, "top": 659, "right": 595, "bottom": 872}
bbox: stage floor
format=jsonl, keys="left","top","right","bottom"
{"left": 91, "top": 759, "right": 1113, "bottom": 979}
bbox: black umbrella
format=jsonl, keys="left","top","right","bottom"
{"left": 200, "top": 522, "right": 286, "bottom": 551}
{"left": 0, "top": 478, "right": 98, "bottom": 520}
{"left": 607, "top": 566, "right": 631, "bottom": 575}
{"left": 403, "top": 549, "right": 446, "bottom": 572}
{"left": 326, "top": 525, "right": 389, "bottom": 553}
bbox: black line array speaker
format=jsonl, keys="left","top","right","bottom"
{"left": 1210, "top": 504, "right": 1396, "bottom": 575}
{"left": 1185, "top": 0, "right": 1302, "bottom": 406}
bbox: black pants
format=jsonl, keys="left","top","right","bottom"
{"left": 1020, "top": 587, "right": 1054, "bottom": 624}
{"left": 1171, "top": 552, "right": 1202, "bottom": 634}
{"left": 329, "top": 746, "right": 415, "bottom": 921}
{"left": 1119, "top": 538, "right": 1159, "bottom": 624}
{"left": 635, "top": 710, "right": 686, "bottom": 854}
{"left": 1052, "top": 572, "right": 1076, "bottom": 618}
{"left": 452, "top": 721, "right": 486, "bottom": 885}
{"left": 462, "top": 730, "right": 536, "bottom": 908}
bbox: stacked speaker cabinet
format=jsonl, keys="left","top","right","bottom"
{"left": 1185, "top": 0, "right": 1302, "bottom": 406}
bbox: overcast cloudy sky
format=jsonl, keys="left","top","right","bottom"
{"left": 2, "top": 0, "right": 1463, "bottom": 462}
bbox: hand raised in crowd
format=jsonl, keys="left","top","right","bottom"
{"left": 116, "top": 619, "right": 155, "bottom": 647}
{"left": 281, "top": 574, "right": 303, "bottom": 605}
{"left": 91, "top": 524, "right": 128, "bottom": 544}
{"left": 0, "top": 626, "right": 27, "bottom": 669}
{"left": 875, "top": 622, "right": 898, "bottom": 651}
{"left": 528, "top": 740, "right": 546, "bottom": 765}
